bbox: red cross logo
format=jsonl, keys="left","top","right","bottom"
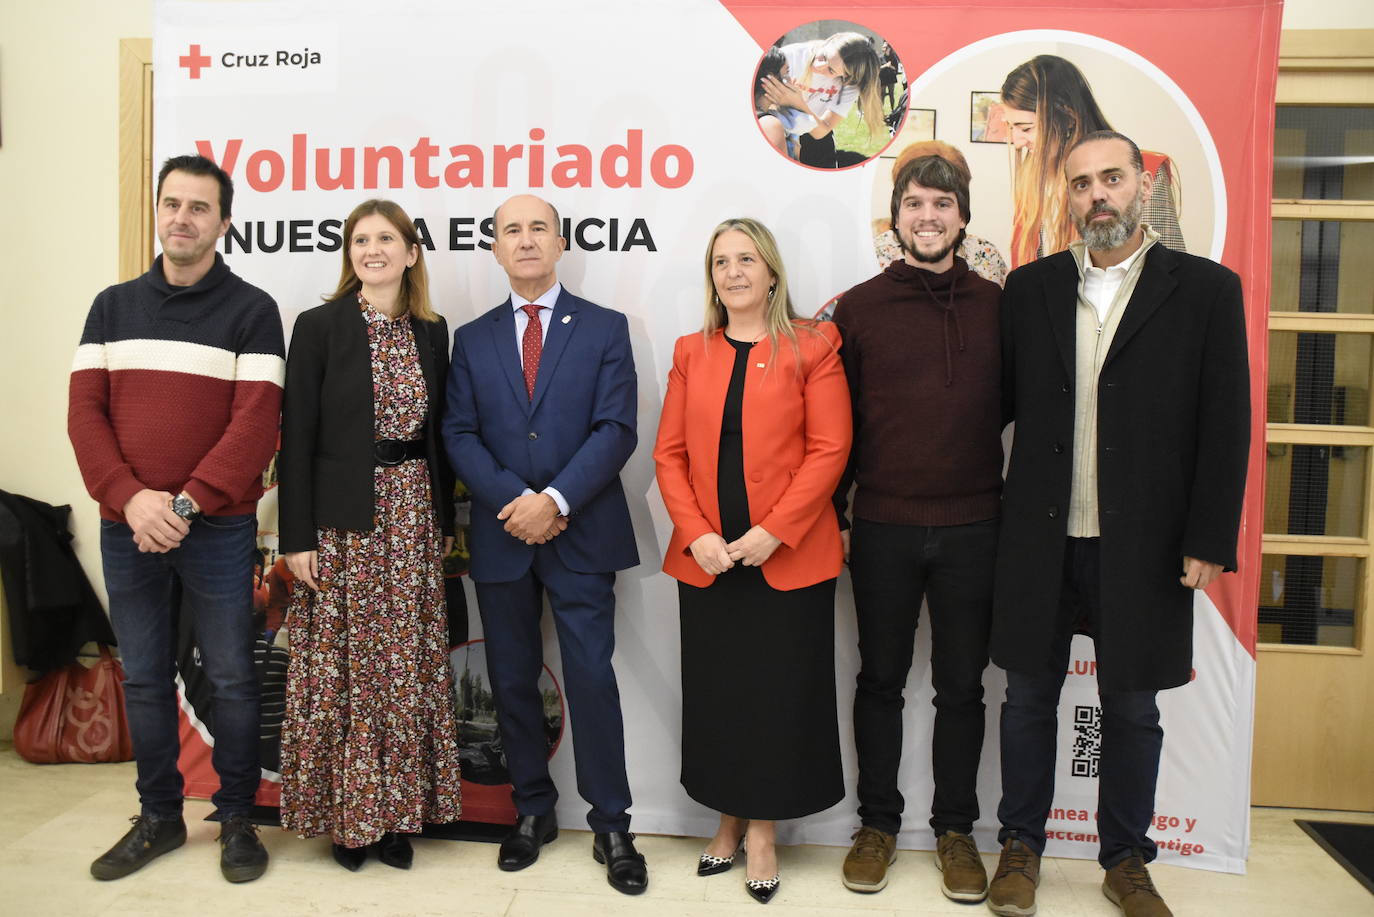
{"left": 179, "top": 44, "right": 211, "bottom": 79}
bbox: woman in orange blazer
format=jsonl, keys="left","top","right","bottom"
{"left": 653, "top": 218, "right": 852, "bottom": 904}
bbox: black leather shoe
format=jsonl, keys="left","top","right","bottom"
{"left": 745, "top": 874, "right": 781, "bottom": 904}
{"left": 497, "top": 813, "right": 559, "bottom": 872}
{"left": 593, "top": 831, "right": 649, "bottom": 895}
{"left": 698, "top": 845, "right": 739, "bottom": 877}
{"left": 377, "top": 832, "right": 413, "bottom": 870}
{"left": 218, "top": 815, "right": 269, "bottom": 882}
{"left": 91, "top": 815, "right": 187, "bottom": 880}
{"left": 332, "top": 843, "right": 367, "bottom": 871}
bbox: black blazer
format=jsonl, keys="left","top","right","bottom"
{"left": 278, "top": 296, "right": 455, "bottom": 552}
{"left": 992, "top": 242, "right": 1250, "bottom": 692}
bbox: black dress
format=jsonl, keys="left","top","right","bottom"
{"left": 678, "top": 336, "right": 843, "bottom": 820}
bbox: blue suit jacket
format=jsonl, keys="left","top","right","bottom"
{"left": 443, "top": 287, "right": 639, "bottom": 583}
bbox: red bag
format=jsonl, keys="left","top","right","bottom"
{"left": 14, "top": 645, "right": 134, "bottom": 764}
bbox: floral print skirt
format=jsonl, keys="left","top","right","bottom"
{"left": 280, "top": 459, "right": 462, "bottom": 847}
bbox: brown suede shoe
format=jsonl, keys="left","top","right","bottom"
{"left": 987, "top": 838, "right": 1040, "bottom": 916}
{"left": 935, "top": 831, "right": 989, "bottom": 902}
{"left": 841, "top": 826, "right": 897, "bottom": 893}
{"left": 1103, "top": 855, "right": 1173, "bottom": 916}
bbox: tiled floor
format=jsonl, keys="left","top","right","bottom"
{"left": 1, "top": 745, "right": 1369, "bottom": 916}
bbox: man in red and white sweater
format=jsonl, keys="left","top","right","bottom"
{"left": 68, "top": 155, "right": 283, "bottom": 884}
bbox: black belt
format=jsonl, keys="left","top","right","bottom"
{"left": 373, "top": 439, "right": 426, "bottom": 466}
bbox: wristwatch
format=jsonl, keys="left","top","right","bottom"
{"left": 171, "top": 493, "right": 200, "bottom": 520}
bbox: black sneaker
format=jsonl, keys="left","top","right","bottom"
{"left": 218, "top": 815, "right": 269, "bottom": 883}
{"left": 90, "top": 815, "right": 187, "bottom": 880}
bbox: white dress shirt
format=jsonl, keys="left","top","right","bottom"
{"left": 1080, "top": 236, "right": 1151, "bottom": 324}
{"left": 511, "top": 282, "right": 561, "bottom": 359}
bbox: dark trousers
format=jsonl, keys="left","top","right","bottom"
{"left": 850, "top": 517, "right": 996, "bottom": 838}
{"left": 475, "top": 544, "right": 631, "bottom": 833}
{"left": 996, "top": 537, "right": 1163, "bottom": 868}
{"left": 101, "top": 514, "right": 262, "bottom": 819}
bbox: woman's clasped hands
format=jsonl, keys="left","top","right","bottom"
{"left": 689, "top": 525, "right": 782, "bottom": 575}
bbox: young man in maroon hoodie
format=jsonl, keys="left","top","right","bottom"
{"left": 833, "top": 154, "right": 1002, "bottom": 902}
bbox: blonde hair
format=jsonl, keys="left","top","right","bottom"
{"left": 702, "top": 218, "right": 825, "bottom": 370}
{"left": 325, "top": 199, "right": 438, "bottom": 322}
{"left": 1001, "top": 55, "right": 1113, "bottom": 268}
{"left": 799, "top": 33, "right": 884, "bottom": 139}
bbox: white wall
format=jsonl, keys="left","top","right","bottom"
{"left": 0, "top": 1, "right": 153, "bottom": 725}
{"left": 1283, "top": 0, "right": 1374, "bottom": 30}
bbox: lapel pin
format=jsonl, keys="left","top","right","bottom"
{"left": 561, "top": 315, "right": 571, "bottom": 324}
{"left": 756, "top": 363, "right": 765, "bottom": 368}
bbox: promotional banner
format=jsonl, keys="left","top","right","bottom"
{"left": 154, "top": 0, "right": 1276, "bottom": 873}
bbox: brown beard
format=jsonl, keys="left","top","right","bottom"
{"left": 899, "top": 227, "right": 965, "bottom": 265}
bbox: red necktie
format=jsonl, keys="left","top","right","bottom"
{"left": 521, "top": 303, "right": 543, "bottom": 400}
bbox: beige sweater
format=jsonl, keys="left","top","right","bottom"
{"left": 1066, "top": 226, "right": 1160, "bottom": 537}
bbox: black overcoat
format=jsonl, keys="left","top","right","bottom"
{"left": 278, "top": 297, "right": 455, "bottom": 553}
{"left": 0, "top": 490, "right": 116, "bottom": 672}
{"left": 992, "top": 243, "right": 1250, "bottom": 692}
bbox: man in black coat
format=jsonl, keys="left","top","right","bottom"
{"left": 987, "top": 132, "right": 1250, "bottom": 917}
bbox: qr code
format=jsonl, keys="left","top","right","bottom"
{"left": 1071, "top": 705, "right": 1101, "bottom": 778}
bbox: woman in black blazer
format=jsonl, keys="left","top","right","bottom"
{"left": 277, "top": 200, "right": 462, "bottom": 872}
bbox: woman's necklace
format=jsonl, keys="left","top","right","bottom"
{"left": 727, "top": 325, "right": 767, "bottom": 344}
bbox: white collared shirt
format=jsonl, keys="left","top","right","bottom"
{"left": 1078, "top": 234, "right": 1152, "bottom": 324}
{"left": 511, "top": 282, "right": 562, "bottom": 367}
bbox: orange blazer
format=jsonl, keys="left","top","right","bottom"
{"left": 653, "top": 321, "right": 852, "bottom": 590}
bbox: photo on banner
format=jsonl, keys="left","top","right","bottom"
{"left": 868, "top": 36, "right": 1221, "bottom": 287}
{"left": 751, "top": 18, "right": 907, "bottom": 169}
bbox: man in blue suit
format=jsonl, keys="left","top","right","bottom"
{"left": 443, "top": 194, "right": 646, "bottom": 895}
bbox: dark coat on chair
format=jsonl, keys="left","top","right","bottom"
{"left": 992, "top": 243, "right": 1251, "bottom": 692}
{"left": 278, "top": 297, "right": 455, "bottom": 553}
{"left": 0, "top": 490, "right": 116, "bottom": 672}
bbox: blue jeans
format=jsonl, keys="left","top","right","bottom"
{"left": 101, "top": 514, "right": 261, "bottom": 819}
{"left": 850, "top": 517, "right": 996, "bottom": 838}
{"left": 996, "top": 538, "right": 1163, "bottom": 868}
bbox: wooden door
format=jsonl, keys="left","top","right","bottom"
{"left": 1252, "top": 30, "right": 1374, "bottom": 812}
